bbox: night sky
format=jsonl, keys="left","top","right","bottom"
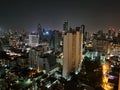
{"left": 0, "top": 0, "right": 120, "bottom": 32}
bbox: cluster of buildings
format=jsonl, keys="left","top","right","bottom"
{"left": 0, "top": 21, "right": 120, "bottom": 90}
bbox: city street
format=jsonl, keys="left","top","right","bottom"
{"left": 102, "top": 62, "right": 114, "bottom": 90}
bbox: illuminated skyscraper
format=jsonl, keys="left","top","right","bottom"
{"left": 62, "top": 29, "right": 83, "bottom": 78}
{"left": 29, "top": 31, "right": 39, "bottom": 47}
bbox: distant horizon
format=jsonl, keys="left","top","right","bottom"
{"left": 0, "top": 23, "right": 120, "bottom": 35}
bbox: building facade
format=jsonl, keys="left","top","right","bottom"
{"left": 62, "top": 30, "right": 83, "bottom": 78}
{"left": 29, "top": 33, "right": 39, "bottom": 47}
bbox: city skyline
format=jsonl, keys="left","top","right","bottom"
{"left": 0, "top": 0, "right": 120, "bottom": 32}
{"left": 0, "top": 0, "right": 120, "bottom": 87}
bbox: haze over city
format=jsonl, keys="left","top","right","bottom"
{"left": 0, "top": 0, "right": 120, "bottom": 32}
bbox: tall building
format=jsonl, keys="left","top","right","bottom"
{"left": 108, "top": 28, "right": 116, "bottom": 39}
{"left": 81, "top": 24, "right": 85, "bottom": 34}
{"left": 29, "top": 32, "right": 39, "bottom": 47}
{"left": 37, "top": 24, "right": 43, "bottom": 42}
{"left": 29, "top": 48, "right": 38, "bottom": 69}
{"left": 50, "top": 30, "right": 62, "bottom": 52}
{"left": 62, "top": 29, "right": 83, "bottom": 78}
{"left": 63, "top": 20, "right": 68, "bottom": 32}
{"left": 29, "top": 43, "right": 49, "bottom": 70}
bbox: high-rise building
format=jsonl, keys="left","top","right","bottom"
{"left": 62, "top": 29, "right": 83, "bottom": 79}
{"left": 29, "top": 48, "right": 38, "bottom": 69}
{"left": 108, "top": 28, "right": 116, "bottom": 39}
{"left": 81, "top": 24, "right": 85, "bottom": 34}
{"left": 63, "top": 20, "right": 68, "bottom": 32}
{"left": 29, "top": 32, "right": 39, "bottom": 47}
{"left": 37, "top": 24, "right": 43, "bottom": 41}
{"left": 50, "top": 30, "right": 62, "bottom": 52}
{"left": 29, "top": 43, "right": 49, "bottom": 70}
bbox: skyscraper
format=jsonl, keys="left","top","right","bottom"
{"left": 29, "top": 32, "right": 39, "bottom": 47}
{"left": 29, "top": 48, "right": 38, "bottom": 69}
{"left": 63, "top": 20, "right": 68, "bottom": 32}
{"left": 81, "top": 24, "right": 85, "bottom": 34}
{"left": 37, "top": 24, "right": 43, "bottom": 42}
{"left": 62, "top": 29, "right": 83, "bottom": 79}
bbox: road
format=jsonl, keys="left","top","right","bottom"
{"left": 102, "top": 62, "right": 114, "bottom": 90}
